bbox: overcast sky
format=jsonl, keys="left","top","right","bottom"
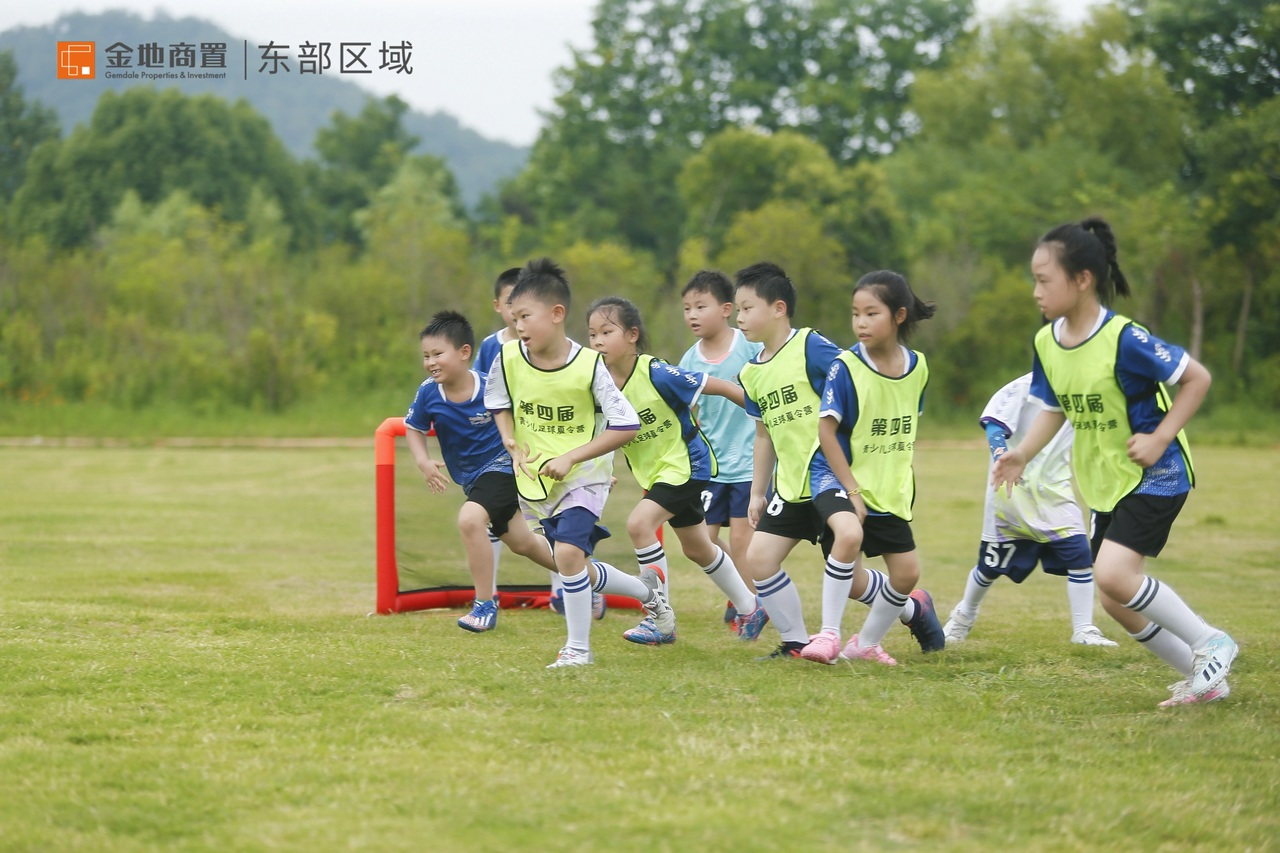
{"left": 3, "top": 0, "right": 1100, "bottom": 147}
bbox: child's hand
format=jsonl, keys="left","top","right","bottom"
{"left": 991, "top": 449, "right": 1026, "bottom": 497}
{"left": 508, "top": 439, "right": 541, "bottom": 481}
{"left": 847, "top": 491, "right": 868, "bottom": 523}
{"left": 540, "top": 455, "right": 573, "bottom": 481}
{"left": 609, "top": 476, "right": 618, "bottom": 492}
{"left": 420, "top": 459, "right": 449, "bottom": 494}
{"left": 1126, "top": 432, "right": 1169, "bottom": 468}
{"left": 747, "top": 495, "right": 765, "bottom": 529}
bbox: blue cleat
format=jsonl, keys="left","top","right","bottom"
{"left": 906, "top": 589, "right": 946, "bottom": 652}
{"left": 734, "top": 598, "right": 770, "bottom": 641}
{"left": 458, "top": 598, "right": 498, "bottom": 633}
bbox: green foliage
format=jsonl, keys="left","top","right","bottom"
{"left": 0, "top": 50, "right": 59, "bottom": 207}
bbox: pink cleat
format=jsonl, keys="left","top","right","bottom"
{"left": 837, "top": 634, "right": 897, "bottom": 666}
{"left": 799, "top": 631, "right": 841, "bottom": 665}
{"left": 1158, "top": 678, "right": 1230, "bottom": 708}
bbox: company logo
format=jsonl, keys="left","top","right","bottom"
{"left": 57, "top": 41, "right": 96, "bottom": 79}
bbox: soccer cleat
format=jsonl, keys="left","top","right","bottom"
{"left": 943, "top": 605, "right": 976, "bottom": 644}
{"left": 1159, "top": 678, "right": 1230, "bottom": 708}
{"left": 548, "top": 588, "right": 565, "bottom": 616}
{"left": 838, "top": 634, "right": 898, "bottom": 666}
{"left": 592, "top": 591, "right": 608, "bottom": 621}
{"left": 546, "top": 646, "right": 594, "bottom": 669}
{"left": 622, "top": 615, "right": 676, "bottom": 645}
{"left": 905, "top": 589, "right": 946, "bottom": 652}
{"left": 1190, "top": 632, "right": 1239, "bottom": 698}
{"left": 734, "top": 598, "right": 770, "bottom": 641}
{"left": 799, "top": 631, "right": 841, "bottom": 665}
{"left": 724, "top": 601, "right": 738, "bottom": 625}
{"left": 458, "top": 599, "right": 498, "bottom": 633}
{"left": 638, "top": 566, "right": 676, "bottom": 637}
{"left": 1070, "top": 625, "right": 1119, "bottom": 646}
{"left": 756, "top": 641, "right": 806, "bottom": 661}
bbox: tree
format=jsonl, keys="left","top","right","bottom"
{"left": 0, "top": 50, "right": 59, "bottom": 207}
{"left": 11, "top": 88, "right": 307, "bottom": 249}
{"left": 513, "top": 0, "right": 973, "bottom": 259}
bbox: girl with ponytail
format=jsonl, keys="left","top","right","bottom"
{"left": 993, "top": 217, "right": 1238, "bottom": 707}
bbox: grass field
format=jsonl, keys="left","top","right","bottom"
{"left": 1, "top": 442, "right": 1277, "bottom": 851}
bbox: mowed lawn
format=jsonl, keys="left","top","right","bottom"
{"left": 1, "top": 441, "right": 1277, "bottom": 852}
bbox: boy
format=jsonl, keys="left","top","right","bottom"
{"left": 405, "top": 310, "right": 563, "bottom": 633}
{"left": 484, "top": 257, "right": 675, "bottom": 668}
{"left": 732, "top": 262, "right": 943, "bottom": 658}
{"left": 944, "top": 373, "right": 1118, "bottom": 646}
{"left": 679, "top": 270, "right": 764, "bottom": 624}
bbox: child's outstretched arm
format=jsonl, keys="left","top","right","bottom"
{"left": 493, "top": 410, "right": 539, "bottom": 482}
{"left": 747, "top": 421, "right": 776, "bottom": 529}
{"left": 991, "top": 409, "right": 1066, "bottom": 496}
{"left": 703, "top": 376, "right": 746, "bottom": 408}
{"left": 540, "top": 426, "right": 639, "bottom": 481}
{"left": 406, "top": 428, "right": 450, "bottom": 494}
{"left": 1127, "top": 358, "right": 1210, "bottom": 468}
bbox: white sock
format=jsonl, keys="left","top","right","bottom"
{"left": 1125, "top": 577, "right": 1217, "bottom": 650}
{"left": 561, "top": 568, "right": 592, "bottom": 652}
{"left": 854, "top": 568, "right": 887, "bottom": 607}
{"left": 821, "top": 557, "right": 855, "bottom": 635}
{"left": 489, "top": 533, "right": 502, "bottom": 597}
{"left": 590, "top": 560, "right": 652, "bottom": 602}
{"left": 898, "top": 596, "right": 919, "bottom": 624}
{"left": 549, "top": 572, "right": 564, "bottom": 595}
{"left": 635, "top": 543, "right": 670, "bottom": 600}
{"left": 757, "top": 568, "right": 807, "bottom": 643}
{"left": 702, "top": 547, "right": 754, "bottom": 613}
{"left": 958, "top": 566, "right": 995, "bottom": 617}
{"left": 859, "top": 584, "right": 908, "bottom": 648}
{"left": 1130, "top": 622, "right": 1194, "bottom": 677}
{"left": 1066, "top": 569, "right": 1095, "bottom": 632}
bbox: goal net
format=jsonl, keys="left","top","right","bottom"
{"left": 374, "top": 417, "right": 645, "bottom": 614}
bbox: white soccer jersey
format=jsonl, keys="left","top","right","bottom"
{"left": 981, "top": 374, "right": 1085, "bottom": 543}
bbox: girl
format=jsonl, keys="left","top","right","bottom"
{"left": 586, "top": 296, "right": 766, "bottom": 644}
{"left": 800, "top": 271, "right": 945, "bottom": 666}
{"left": 993, "top": 217, "right": 1237, "bottom": 707}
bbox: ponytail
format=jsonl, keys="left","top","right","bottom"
{"left": 1040, "top": 217, "right": 1131, "bottom": 306}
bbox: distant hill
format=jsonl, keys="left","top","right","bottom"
{"left": 0, "top": 10, "right": 529, "bottom": 207}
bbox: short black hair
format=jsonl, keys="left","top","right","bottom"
{"left": 734, "top": 261, "right": 796, "bottom": 318}
{"left": 509, "top": 257, "right": 571, "bottom": 311}
{"left": 420, "top": 310, "right": 475, "bottom": 354}
{"left": 493, "top": 267, "right": 522, "bottom": 299}
{"left": 681, "top": 269, "right": 734, "bottom": 305}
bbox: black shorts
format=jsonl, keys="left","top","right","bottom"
{"left": 1090, "top": 491, "right": 1187, "bottom": 558}
{"left": 645, "top": 480, "right": 707, "bottom": 529}
{"left": 464, "top": 472, "right": 520, "bottom": 538}
{"left": 755, "top": 494, "right": 834, "bottom": 559}
{"left": 810, "top": 488, "right": 914, "bottom": 558}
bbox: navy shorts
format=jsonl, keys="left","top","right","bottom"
{"left": 1091, "top": 492, "right": 1187, "bottom": 558}
{"left": 645, "top": 480, "right": 707, "bottom": 529}
{"left": 701, "top": 481, "right": 752, "bottom": 526}
{"left": 539, "top": 506, "right": 611, "bottom": 556}
{"left": 464, "top": 472, "right": 520, "bottom": 538}
{"left": 755, "top": 493, "right": 834, "bottom": 559}
{"left": 974, "top": 533, "right": 1093, "bottom": 583}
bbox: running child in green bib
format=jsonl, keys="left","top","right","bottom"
{"left": 586, "top": 296, "right": 766, "bottom": 645}
{"left": 800, "top": 271, "right": 946, "bottom": 666}
{"left": 993, "top": 217, "right": 1237, "bottom": 707}
{"left": 484, "top": 258, "right": 675, "bottom": 669}
{"left": 732, "top": 262, "right": 943, "bottom": 660}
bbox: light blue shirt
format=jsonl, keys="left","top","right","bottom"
{"left": 679, "top": 330, "right": 763, "bottom": 483}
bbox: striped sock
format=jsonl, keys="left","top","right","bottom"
{"left": 821, "top": 557, "right": 855, "bottom": 635}
{"left": 1130, "top": 621, "right": 1194, "bottom": 677}
{"left": 561, "top": 568, "right": 592, "bottom": 652}
{"left": 1124, "top": 576, "right": 1217, "bottom": 651}
{"left": 854, "top": 568, "right": 887, "bottom": 607}
{"left": 701, "top": 547, "right": 754, "bottom": 613}
{"left": 590, "top": 560, "right": 650, "bottom": 601}
{"left": 1066, "top": 569, "right": 1095, "bottom": 632}
{"left": 635, "top": 543, "right": 670, "bottom": 599}
{"left": 757, "top": 568, "right": 808, "bottom": 643}
{"left": 859, "top": 584, "right": 908, "bottom": 648}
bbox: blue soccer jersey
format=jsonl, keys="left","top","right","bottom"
{"left": 474, "top": 330, "right": 510, "bottom": 378}
{"left": 405, "top": 370, "right": 512, "bottom": 491}
{"left": 679, "top": 330, "right": 762, "bottom": 483}
{"left": 810, "top": 344, "right": 925, "bottom": 514}
{"left": 1029, "top": 309, "right": 1192, "bottom": 496}
{"left": 644, "top": 358, "right": 714, "bottom": 482}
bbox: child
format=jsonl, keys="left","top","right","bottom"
{"left": 404, "top": 310, "right": 561, "bottom": 633}
{"left": 586, "top": 296, "right": 765, "bottom": 645}
{"left": 732, "top": 263, "right": 942, "bottom": 659}
{"left": 993, "top": 217, "right": 1237, "bottom": 707}
{"left": 679, "top": 270, "right": 764, "bottom": 623}
{"left": 484, "top": 258, "right": 675, "bottom": 668}
{"left": 477, "top": 267, "right": 593, "bottom": 613}
{"left": 799, "top": 271, "right": 946, "bottom": 666}
{"left": 944, "top": 373, "right": 1117, "bottom": 646}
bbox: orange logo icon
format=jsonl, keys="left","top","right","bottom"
{"left": 57, "top": 41, "right": 96, "bottom": 79}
